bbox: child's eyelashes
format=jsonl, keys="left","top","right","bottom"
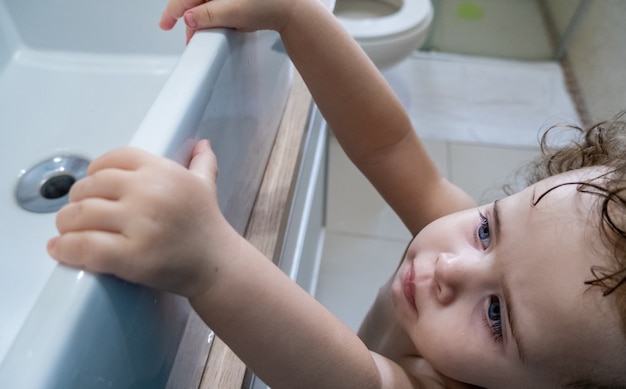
{"left": 477, "top": 211, "right": 502, "bottom": 343}
{"left": 477, "top": 211, "right": 492, "bottom": 249}
{"left": 486, "top": 295, "right": 504, "bottom": 343}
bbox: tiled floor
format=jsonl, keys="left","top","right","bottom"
{"left": 383, "top": 52, "right": 579, "bottom": 148}
{"left": 311, "top": 52, "right": 579, "bottom": 332}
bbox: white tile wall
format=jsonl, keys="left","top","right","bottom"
{"left": 428, "top": 0, "right": 553, "bottom": 60}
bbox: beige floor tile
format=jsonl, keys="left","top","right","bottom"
{"left": 314, "top": 231, "right": 408, "bottom": 332}
{"left": 326, "top": 135, "right": 447, "bottom": 241}
{"left": 448, "top": 142, "right": 540, "bottom": 204}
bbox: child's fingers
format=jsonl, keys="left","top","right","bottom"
{"left": 190, "top": 138, "right": 212, "bottom": 157}
{"left": 189, "top": 140, "right": 218, "bottom": 181}
{"left": 160, "top": 0, "right": 207, "bottom": 30}
{"left": 47, "top": 231, "right": 127, "bottom": 275}
{"left": 68, "top": 169, "right": 131, "bottom": 203}
{"left": 160, "top": 11, "right": 179, "bottom": 31}
{"left": 183, "top": 0, "right": 246, "bottom": 31}
{"left": 86, "top": 147, "right": 152, "bottom": 176}
{"left": 56, "top": 199, "right": 124, "bottom": 235}
{"left": 186, "top": 26, "right": 195, "bottom": 45}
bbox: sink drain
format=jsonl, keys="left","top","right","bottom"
{"left": 15, "top": 155, "right": 90, "bottom": 213}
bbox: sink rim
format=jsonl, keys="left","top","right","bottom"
{"left": 0, "top": 30, "right": 231, "bottom": 385}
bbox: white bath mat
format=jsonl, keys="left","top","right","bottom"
{"left": 382, "top": 52, "right": 580, "bottom": 147}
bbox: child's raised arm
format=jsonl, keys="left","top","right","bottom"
{"left": 48, "top": 142, "right": 441, "bottom": 388}
{"left": 162, "top": 0, "right": 474, "bottom": 234}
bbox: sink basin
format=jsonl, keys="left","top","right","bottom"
{"left": 0, "top": 0, "right": 292, "bottom": 386}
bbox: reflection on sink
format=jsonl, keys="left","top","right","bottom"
{"left": 0, "top": 0, "right": 292, "bottom": 386}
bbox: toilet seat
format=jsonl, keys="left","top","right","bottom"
{"left": 336, "top": 0, "right": 433, "bottom": 41}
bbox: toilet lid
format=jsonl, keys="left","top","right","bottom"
{"left": 337, "top": 0, "right": 432, "bottom": 40}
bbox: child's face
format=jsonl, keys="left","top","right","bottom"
{"left": 392, "top": 168, "right": 625, "bottom": 387}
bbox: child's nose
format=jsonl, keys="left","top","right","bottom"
{"left": 434, "top": 251, "right": 491, "bottom": 305}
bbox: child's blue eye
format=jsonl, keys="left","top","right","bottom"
{"left": 477, "top": 212, "right": 491, "bottom": 249}
{"left": 487, "top": 296, "right": 503, "bottom": 342}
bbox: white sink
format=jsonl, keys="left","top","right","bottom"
{"left": 0, "top": 0, "right": 292, "bottom": 386}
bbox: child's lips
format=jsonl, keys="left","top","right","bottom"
{"left": 403, "top": 262, "right": 417, "bottom": 312}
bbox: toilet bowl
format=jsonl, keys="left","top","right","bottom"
{"left": 334, "top": 0, "right": 433, "bottom": 68}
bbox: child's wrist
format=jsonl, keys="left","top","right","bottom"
{"left": 184, "top": 225, "right": 246, "bottom": 301}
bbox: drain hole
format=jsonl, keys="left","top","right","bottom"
{"left": 40, "top": 174, "right": 77, "bottom": 199}
{"left": 16, "top": 155, "right": 90, "bottom": 213}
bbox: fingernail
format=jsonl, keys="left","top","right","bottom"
{"left": 184, "top": 12, "right": 197, "bottom": 29}
{"left": 47, "top": 237, "right": 58, "bottom": 254}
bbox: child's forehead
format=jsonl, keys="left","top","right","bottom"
{"left": 509, "top": 167, "right": 608, "bottom": 212}
{"left": 497, "top": 168, "right": 623, "bottom": 344}
{"left": 501, "top": 171, "right": 606, "bottom": 255}
{"left": 495, "top": 190, "right": 615, "bottom": 372}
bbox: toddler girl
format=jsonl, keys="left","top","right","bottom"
{"left": 48, "top": 0, "right": 626, "bottom": 387}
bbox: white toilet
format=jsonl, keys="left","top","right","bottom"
{"left": 333, "top": 0, "right": 433, "bottom": 68}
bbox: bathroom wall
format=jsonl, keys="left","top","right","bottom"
{"left": 0, "top": 1, "right": 18, "bottom": 71}
{"left": 426, "top": 0, "right": 553, "bottom": 60}
{"left": 425, "top": 0, "right": 625, "bottom": 123}
{"left": 542, "top": 0, "right": 577, "bottom": 35}
{"left": 546, "top": 0, "right": 626, "bottom": 122}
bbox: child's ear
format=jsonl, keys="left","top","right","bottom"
{"left": 189, "top": 139, "right": 219, "bottom": 181}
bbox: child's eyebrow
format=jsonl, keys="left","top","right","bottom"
{"left": 502, "top": 275, "right": 527, "bottom": 363}
{"left": 493, "top": 199, "right": 502, "bottom": 239}
{"left": 494, "top": 199, "right": 528, "bottom": 363}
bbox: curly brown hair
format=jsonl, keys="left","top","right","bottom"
{"left": 525, "top": 114, "right": 626, "bottom": 309}
{"left": 518, "top": 112, "right": 626, "bottom": 387}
